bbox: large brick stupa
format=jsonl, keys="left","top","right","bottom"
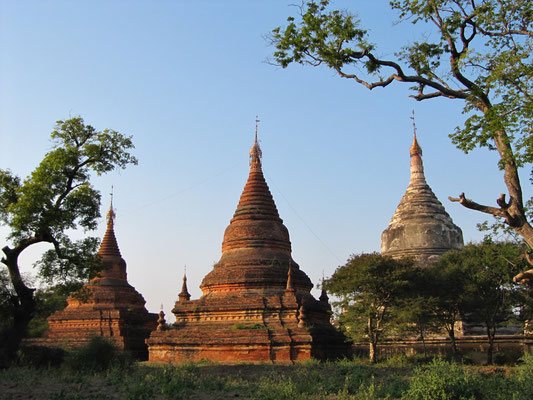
{"left": 381, "top": 127, "right": 463, "bottom": 264}
{"left": 38, "top": 202, "right": 157, "bottom": 359}
{"left": 147, "top": 128, "right": 347, "bottom": 363}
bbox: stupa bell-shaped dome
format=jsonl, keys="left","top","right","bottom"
{"left": 201, "top": 129, "right": 313, "bottom": 293}
{"left": 381, "top": 131, "right": 463, "bottom": 264}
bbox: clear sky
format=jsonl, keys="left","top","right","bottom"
{"left": 1, "top": 1, "right": 529, "bottom": 320}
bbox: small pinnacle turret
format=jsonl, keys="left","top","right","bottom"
{"left": 319, "top": 283, "right": 329, "bottom": 303}
{"left": 178, "top": 269, "right": 191, "bottom": 302}
{"left": 285, "top": 262, "right": 295, "bottom": 293}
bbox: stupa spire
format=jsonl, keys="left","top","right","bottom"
{"left": 178, "top": 267, "right": 191, "bottom": 302}
{"left": 98, "top": 189, "right": 121, "bottom": 258}
{"left": 409, "top": 111, "right": 426, "bottom": 186}
{"left": 249, "top": 116, "right": 262, "bottom": 167}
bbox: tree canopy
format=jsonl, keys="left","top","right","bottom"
{"left": 0, "top": 117, "right": 137, "bottom": 364}
{"left": 434, "top": 241, "right": 525, "bottom": 363}
{"left": 270, "top": 1, "right": 533, "bottom": 267}
{"left": 325, "top": 253, "right": 415, "bottom": 362}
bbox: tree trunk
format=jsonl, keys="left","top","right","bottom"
{"left": 446, "top": 323, "right": 458, "bottom": 356}
{"left": 419, "top": 326, "right": 427, "bottom": 358}
{"left": 1, "top": 246, "right": 36, "bottom": 365}
{"left": 486, "top": 324, "right": 496, "bottom": 365}
{"left": 369, "top": 341, "right": 377, "bottom": 363}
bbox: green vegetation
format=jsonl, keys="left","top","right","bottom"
{"left": 2, "top": 350, "right": 533, "bottom": 399}
{"left": 0, "top": 117, "right": 137, "bottom": 365}
{"left": 325, "top": 253, "right": 415, "bottom": 363}
{"left": 326, "top": 242, "right": 529, "bottom": 364}
{"left": 230, "top": 323, "right": 269, "bottom": 330}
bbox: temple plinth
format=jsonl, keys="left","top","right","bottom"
{"left": 147, "top": 127, "right": 347, "bottom": 363}
{"left": 37, "top": 201, "right": 157, "bottom": 359}
{"left": 381, "top": 128, "right": 463, "bottom": 264}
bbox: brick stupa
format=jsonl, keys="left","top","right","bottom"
{"left": 147, "top": 127, "right": 347, "bottom": 363}
{"left": 39, "top": 201, "right": 157, "bottom": 359}
{"left": 381, "top": 125, "right": 463, "bottom": 264}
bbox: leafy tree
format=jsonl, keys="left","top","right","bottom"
{"left": 0, "top": 117, "right": 136, "bottom": 364}
{"left": 436, "top": 241, "right": 524, "bottom": 364}
{"left": 422, "top": 259, "right": 472, "bottom": 355}
{"left": 270, "top": 1, "right": 533, "bottom": 272}
{"left": 394, "top": 294, "right": 441, "bottom": 358}
{"left": 325, "top": 253, "right": 415, "bottom": 363}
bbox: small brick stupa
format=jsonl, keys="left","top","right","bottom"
{"left": 381, "top": 120, "right": 463, "bottom": 264}
{"left": 40, "top": 201, "right": 157, "bottom": 359}
{"left": 147, "top": 125, "right": 347, "bottom": 363}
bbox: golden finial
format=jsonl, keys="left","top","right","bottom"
{"left": 249, "top": 116, "right": 262, "bottom": 164}
{"left": 106, "top": 186, "right": 116, "bottom": 226}
{"left": 409, "top": 110, "right": 423, "bottom": 157}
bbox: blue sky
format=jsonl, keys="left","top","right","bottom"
{"left": 1, "top": 1, "right": 528, "bottom": 320}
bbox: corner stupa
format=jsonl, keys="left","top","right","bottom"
{"left": 38, "top": 199, "right": 157, "bottom": 359}
{"left": 147, "top": 121, "right": 347, "bottom": 363}
{"left": 381, "top": 118, "right": 463, "bottom": 264}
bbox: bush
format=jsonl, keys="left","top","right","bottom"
{"left": 17, "top": 345, "right": 66, "bottom": 368}
{"left": 513, "top": 353, "right": 533, "bottom": 400}
{"left": 403, "top": 358, "right": 481, "bottom": 400}
{"left": 63, "top": 336, "right": 133, "bottom": 373}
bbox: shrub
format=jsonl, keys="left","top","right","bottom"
{"left": 63, "top": 336, "right": 133, "bottom": 373}
{"left": 403, "top": 358, "right": 481, "bottom": 400}
{"left": 17, "top": 345, "right": 66, "bottom": 368}
{"left": 513, "top": 353, "right": 533, "bottom": 400}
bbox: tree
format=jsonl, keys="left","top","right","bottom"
{"left": 325, "top": 253, "right": 414, "bottom": 363}
{"left": 394, "top": 293, "right": 441, "bottom": 358}
{"left": 424, "top": 259, "right": 470, "bottom": 356}
{"left": 0, "top": 117, "right": 137, "bottom": 364}
{"left": 270, "top": 1, "right": 533, "bottom": 275}
{"left": 436, "top": 241, "right": 524, "bottom": 364}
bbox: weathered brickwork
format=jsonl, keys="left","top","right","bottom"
{"left": 147, "top": 132, "right": 347, "bottom": 363}
{"left": 34, "top": 204, "right": 157, "bottom": 359}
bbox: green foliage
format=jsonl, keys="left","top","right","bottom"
{"left": 230, "top": 323, "right": 268, "bottom": 330}
{"left": 1, "top": 116, "right": 136, "bottom": 282}
{"left": 63, "top": 336, "right": 133, "bottom": 373}
{"left": 403, "top": 358, "right": 482, "bottom": 400}
{"left": 325, "top": 253, "right": 415, "bottom": 361}
{"left": 0, "top": 269, "right": 15, "bottom": 334}
{"left": 0, "top": 359, "right": 529, "bottom": 399}
{"left": 427, "top": 241, "right": 526, "bottom": 361}
{"left": 513, "top": 353, "right": 533, "bottom": 400}
{"left": 271, "top": 0, "right": 533, "bottom": 167}
{"left": 17, "top": 345, "right": 66, "bottom": 368}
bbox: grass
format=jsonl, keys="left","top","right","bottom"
{"left": 1, "top": 346, "right": 532, "bottom": 400}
